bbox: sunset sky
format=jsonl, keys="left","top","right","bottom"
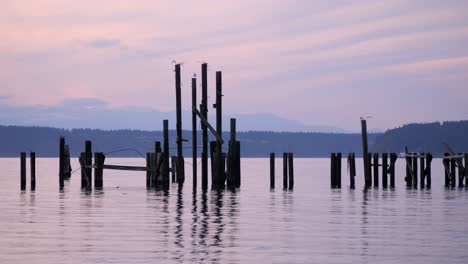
{"left": 1, "top": 0, "right": 467, "bottom": 131}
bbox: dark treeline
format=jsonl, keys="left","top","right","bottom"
{"left": 1, "top": 120, "right": 466, "bottom": 157}
{"left": 371, "top": 120, "right": 468, "bottom": 156}
{"left": 0, "top": 125, "right": 378, "bottom": 157}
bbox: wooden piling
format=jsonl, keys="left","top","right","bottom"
{"left": 192, "top": 77, "right": 197, "bottom": 189}
{"left": 457, "top": 154, "right": 464, "bottom": 188}
{"left": 412, "top": 154, "right": 418, "bottom": 188}
{"left": 336, "top": 152, "right": 341, "bottom": 188}
{"left": 288, "top": 153, "right": 294, "bottom": 190}
{"left": 155, "top": 141, "right": 161, "bottom": 153}
{"left": 201, "top": 63, "right": 208, "bottom": 190}
{"left": 214, "top": 71, "right": 224, "bottom": 188}
{"left": 283, "top": 152, "right": 288, "bottom": 190}
{"left": 270, "top": 153, "right": 275, "bottom": 189}
{"left": 420, "top": 153, "right": 425, "bottom": 189}
{"left": 367, "top": 153, "right": 372, "bottom": 187}
{"left": 20, "top": 152, "right": 26, "bottom": 191}
{"left": 85, "top": 140, "right": 92, "bottom": 189}
{"left": 64, "top": 145, "right": 71, "bottom": 179}
{"left": 348, "top": 152, "right": 356, "bottom": 189}
{"left": 30, "top": 152, "right": 36, "bottom": 191}
{"left": 174, "top": 64, "right": 185, "bottom": 184}
{"left": 330, "top": 153, "right": 336, "bottom": 188}
{"left": 389, "top": 153, "right": 397, "bottom": 188}
{"left": 405, "top": 154, "right": 412, "bottom": 187}
{"left": 382, "top": 153, "right": 388, "bottom": 188}
{"left": 426, "top": 153, "right": 432, "bottom": 189}
{"left": 450, "top": 157, "right": 456, "bottom": 187}
{"left": 464, "top": 153, "right": 468, "bottom": 187}
{"left": 443, "top": 153, "right": 450, "bottom": 187}
{"left": 171, "top": 156, "right": 177, "bottom": 183}
{"left": 80, "top": 152, "right": 86, "bottom": 188}
{"left": 94, "top": 152, "right": 104, "bottom": 189}
{"left": 227, "top": 118, "right": 237, "bottom": 188}
{"left": 373, "top": 153, "right": 379, "bottom": 188}
{"left": 146, "top": 153, "right": 151, "bottom": 188}
{"left": 163, "top": 119, "right": 170, "bottom": 185}
{"left": 59, "top": 137, "right": 65, "bottom": 188}
{"left": 361, "top": 119, "right": 371, "bottom": 188}
{"left": 235, "top": 141, "right": 241, "bottom": 188}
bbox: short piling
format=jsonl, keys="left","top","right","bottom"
{"left": 163, "top": 119, "right": 170, "bottom": 185}
{"left": 426, "top": 153, "right": 432, "bottom": 189}
{"left": 389, "top": 153, "right": 397, "bottom": 188}
{"left": 443, "top": 153, "right": 450, "bottom": 187}
{"left": 171, "top": 156, "right": 177, "bottom": 183}
{"left": 330, "top": 153, "right": 336, "bottom": 188}
{"left": 30, "top": 152, "right": 36, "bottom": 191}
{"left": 146, "top": 153, "right": 151, "bottom": 188}
{"left": 85, "top": 140, "right": 92, "bottom": 189}
{"left": 405, "top": 154, "right": 412, "bottom": 187}
{"left": 458, "top": 154, "right": 464, "bottom": 188}
{"left": 283, "top": 152, "right": 288, "bottom": 190}
{"left": 382, "top": 153, "right": 388, "bottom": 188}
{"left": 336, "top": 152, "right": 341, "bottom": 188}
{"left": 227, "top": 118, "right": 237, "bottom": 188}
{"left": 20, "top": 152, "right": 26, "bottom": 191}
{"left": 412, "top": 154, "right": 418, "bottom": 188}
{"left": 94, "top": 152, "right": 104, "bottom": 189}
{"left": 348, "top": 153, "right": 356, "bottom": 189}
{"left": 464, "top": 153, "right": 468, "bottom": 187}
{"left": 450, "top": 157, "right": 456, "bottom": 187}
{"left": 59, "top": 137, "right": 65, "bottom": 188}
{"left": 373, "top": 153, "right": 379, "bottom": 188}
{"left": 270, "top": 153, "right": 275, "bottom": 189}
{"left": 288, "top": 153, "right": 294, "bottom": 190}
{"left": 420, "top": 153, "right": 426, "bottom": 189}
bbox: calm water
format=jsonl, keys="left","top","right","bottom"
{"left": 0, "top": 158, "right": 467, "bottom": 264}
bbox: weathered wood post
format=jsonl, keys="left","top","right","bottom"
{"left": 373, "top": 153, "right": 379, "bottom": 187}
{"left": 420, "top": 153, "right": 426, "bottom": 189}
{"left": 146, "top": 152, "right": 151, "bottom": 188}
{"left": 270, "top": 153, "right": 275, "bottom": 189}
{"left": 330, "top": 153, "right": 336, "bottom": 188}
{"left": 171, "top": 156, "right": 177, "bottom": 183}
{"left": 405, "top": 153, "right": 412, "bottom": 187}
{"left": 426, "top": 153, "right": 432, "bottom": 189}
{"left": 389, "top": 153, "right": 397, "bottom": 188}
{"left": 201, "top": 63, "right": 208, "bottom": 190}
{"left": 412, "top": 154, "right": 418, "bottom": 188}
{"left": 283, "top": 152, "right": 288, "bottom": 190}
{"left": 235, "top": 141, "right": 241, "bottom": 188}
{"left": 361, "top": 119, "right": 371, "bottom": 188}
{"left": 367, "top": 153, "right": 372, "bottom": 187}
{"left": 288, "top": 152, "right": 294, "bottom": 190}
{"left": 443, "top": 153, "right": 450, "bottom": 187}
{"left": 174, "top": 63, "right": 185, "bottom": 184}
{"left": 94, "top": 152, "right": 104, "bottom": 189}
{"left": 213, "top": 71, "right": 224, "bottom": 188}
{"left": 59, "top": 137, "right": 65, "bottom": 188}
{"left": 20, "top": 152, "right": 26, "bottom": 191}
{"left": 192, "top": 77, "right": 197, "bottom": 189}
{"left": 155, "top": 141, "right": 161, "bottom": 153}
{"left": 336, "top": 152, "right": 341, "bottom": 188}
{"left": 30, "top": 152, "right": 36, "bottom": 191}
{"left": 163, "top": 119, "right": 170, "bottom": 185}
{"left": 382, "top": 153, "right": 388, "bottom": 188}
{"left": 464, "top": 153, "right": 468, "bottom": 187}
{"left": 85, "top": 140, "right": 92, "bottom": 189}
{"left": 80, "top": 152, "right": 86, "bottom": 188}
{"left": 458, "top": 154, "right": 464, "bottom": 188}
{"left": 64, "top": 145, "right": 71, "bottom": 179}
{"left": 450, "top": 156, "right": 456, "bottom": 187}
{"left": 227, "top": 118, "right": 237, "bottom": 188}
{"left": 348, "top": 152, "right": 356, "bottom": 189}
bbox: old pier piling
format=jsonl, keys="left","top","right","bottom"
{"left": 389, "top": 153, "right": 397, "bottom": 188}
{"left": 30, "top": 152, "right": 36, "bottom": 191}
{"left": 270, "top": 153, "right": 275, "bottom": 189}
{"left": 330, "top": 153, "right": 342, "bottom": 188}
{"left": 201, "top": 63, "right": 208, "bottom": 190}
{"left": 20, "top": 152, "right": 26, "bottom": 191}
{"left": 59, "top": 137, "right": 65, "bottom": 189}
{"left": 94, "top": 152, "right": 105, "bottom": 189}
{"left": 163, "top": 119, "right": 170, "bottom": 185}
{"left": 174, "top": 63, "right": 185, "bottom": 184}
{"left": 347, "top": 152, "right": 356, "bottom": 189}
{"left": 146, "top": 153, "right": 151, "bottom": 188}
{"left": 288, "top": 153, "right": 294, "bottom": 190}
{"left": 382, "top": 153, "right": 388, "bottom": 188}
{"left": 227, "top": 118, "right": 240, "bottom": 189}
{"left": 192, "top": 76, "right": 197, "bottom": 189}
{"left": 283, "top": 152, "right": 288, "bottom": 190}
{"left": 361, "top": 119, "right": 371, "bottom": 188}
{"left": 213, "top": 71, "right": 225, "bottom": 189}
{"left": 373, "top": 153, "right": 379, "bottom": 187}
{"left": 442, "top": 153, "right": 466, "bottom": 188}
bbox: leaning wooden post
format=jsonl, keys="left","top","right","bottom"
{"left": 20, "top": 152, "right": 26, "bottom": 191}
{"left": 412, "top": 154, "right": 418, "bottom": 188}
{"left": 146, "top": 153, "right": 151, "bottom": 188}
{"left": 192, "top": 77, "right": 197, "bottom": 189}
{"left": 283, "top": 152, "right": 288, "bottom": 190}
{"left": 420, "top": 153, "right": 426, "bottom": 189}
{"left": 288, "top": 153, "right": 294, "bottom": 190}
{"left": 361, "top": 119, "right": 371, "bottom": 188}
{"left": 270, "top": 153, "right": 275, "bottom": 189}
{"left": 389, "top": 153, "right": 397, "bottom": 188}
{"left": 382, "top": 153, "right": 388, "bottom": 188}
{"left": 94, "top": 152, "right": 104, "bottom": 189}
{"left": 330, "top": 153, "right": 336, "bottom": 188}
{"left": 201, "top": 63, "right": 209, "bottom": 190}
{"left": 30, "top": 152, "right": 36, "bottom": 191}
{"left": 174, "top": 63, "right": 185, "bottom": 184}
{"left": 426, "top": 153, "right": 432, "bottom": 189}
{"left": 163, "top": 119, "right": 170, "bottom": 185}
{"left": 214, "top": 71, "right": 224, "bottom": 188}
{"left": 227, "top": 118, "right": 237, "bottom": 188}
{"left": 450, "top": 156, "right": 456, "bottom": 187}
{"left": 373, "top": 153, "right": 379, "bottom": 188}
{"left": 348, "top": 153, "right": 356, "bottom": 189}
{"left": 85, "top": 140, "right": 92, "bottom": 189}
{"left": 443, "top": 153, "right": 450, "bottom": 187}
{"left": 59, "top": 137, "right": 65, "bottom": 188}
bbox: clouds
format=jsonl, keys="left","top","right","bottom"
{"left": 0, "top": 1, "right": 467, "bottom": 131}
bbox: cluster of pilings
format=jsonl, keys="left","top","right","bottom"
{"left": 19, "top": 152, "right": 35, "bottom": 191}
{"left": 443, "top": 153, "right": 468, "bottom": 188}
{"left": 404, "top": 152, "right": 433, "bottom": 189}
{"left": 269, "top": 152, "right": 294, "bottom": 190}
{"left": 146, "top": 140, "right": 170, "bottom": 189}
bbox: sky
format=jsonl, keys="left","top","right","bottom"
{"left": 1, "top": 0, "right": 468, "bottom": 132}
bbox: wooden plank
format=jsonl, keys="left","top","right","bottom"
{"left": 103, "top": 164, "right": 149, "bottom": 171}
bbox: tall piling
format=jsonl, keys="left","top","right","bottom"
{"left": 192, "top": 77, "right": 197, "bottom": 189}
{"left": 30, "top": 152, "right": 36, "bottom": 191}
{"left": 20, "top": 152, "right": 26, "bottom": 191}
{"left": 174, "top": 64, "right": 185, "bottom": 184}
{"left": 382, "top": 153, "right": 388, "bottom": 188}
{"left": 214, "top": 71, "right": 224, "bottom": 188}
{"left": 270, "top": 153, "right": 275, "bottom": 189}
{"left": 59, "top": 137, "right": 65, "bottom": 189}
{"left": 330, "top": 153, "right": 336, "bottom": 188}
{"left": 288, "top": 153, "right": 294, "bottom": 190}
{"left": 361, "top": 119, "right": 371, "bottom": 188}
{"left": 283, "top": 152, "right": 288, "bottom": 190}
{"left": 201, "top": 63, "right": 208, "bottom": 190}
{"left": 373, "top": 153, "right": 379, "bottom": 188}
{"left": 163, "top": 119, "right": 170, "bottom": 185}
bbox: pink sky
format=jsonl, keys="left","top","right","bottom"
{"left": 1, "top": 0, "right": 468, "bottom": 131}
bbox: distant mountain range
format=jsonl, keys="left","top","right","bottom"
{"left": 0, "top": 120, "right": 466, "bottom": 157}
